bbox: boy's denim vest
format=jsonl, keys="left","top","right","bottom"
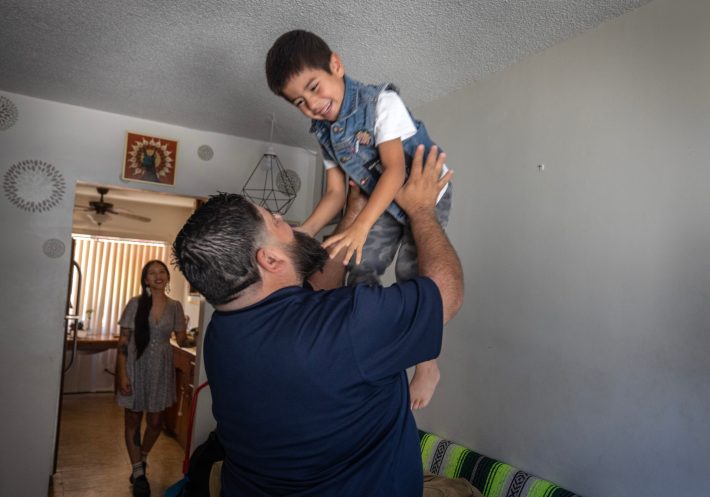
{"left": 310, "top": 75, "right": 440, "bottom": 225}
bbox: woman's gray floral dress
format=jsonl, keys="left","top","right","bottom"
{"left": 117, "top": 296, "right": 186, "bottom": 412}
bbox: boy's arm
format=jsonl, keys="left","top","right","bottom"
{"left": 308, "top": 181, "right": 368, "bottom": 290}
{"left": 352, "top": 138, "right": 406, "bottom": 229}
{"left": 321, "top": 138, "right": 405, "bottom": 264}
{"left": 299, "top": 167, "right": 347, "bottom": 236}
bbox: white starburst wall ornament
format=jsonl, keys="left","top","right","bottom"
{"left": 276, "top": 169, "right": 301, "bottom": 195}
{"left": 43, "top": 239, "right": 66, "bottom": 258}
{"left": 3, "top": 159, "right": 66, "bottom": 212}
{"left": 198, "top": 145, "right": 214, "bottom": 161}
{"left": 0, "top": 95, "right": 19, "bottom": 131}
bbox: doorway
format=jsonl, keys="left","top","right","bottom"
{"left": 52, "top": 181, "right": 204, "bottom": 496}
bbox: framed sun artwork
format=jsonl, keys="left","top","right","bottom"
{"left": 122, "top": 132, "right": 178, "bottom": 186}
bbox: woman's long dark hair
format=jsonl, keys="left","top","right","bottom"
{"left": 134, "top": 260, "right": 170, "bottom": 358}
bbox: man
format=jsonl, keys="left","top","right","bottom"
{"left": 173, "top": 145, "right": 467, "bottom": 496}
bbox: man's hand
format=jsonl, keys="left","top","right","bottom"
{"left": 395, "top": 145, "right": 453, "bottom": 216}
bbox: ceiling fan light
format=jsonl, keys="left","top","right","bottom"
{"left": 87, "top": 211, "right": 110, "bottom": 226}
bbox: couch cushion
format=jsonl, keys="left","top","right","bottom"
{"left": 419, "top": 431, "right": 581, "bottom": 497}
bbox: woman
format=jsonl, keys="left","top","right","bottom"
{"left": 116, "top": 260, "right": 187, "bottom": 497}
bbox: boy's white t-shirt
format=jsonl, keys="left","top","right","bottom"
{"left": 323, "top": 90, "right": 449, "bottom": 202}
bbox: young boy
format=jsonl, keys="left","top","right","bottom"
{"left": 265, "top": 30, "right": 452, "bottom": 410}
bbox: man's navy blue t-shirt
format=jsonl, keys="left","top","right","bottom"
{"left": 204, "top": 277, "right": 443, "bottom": 497}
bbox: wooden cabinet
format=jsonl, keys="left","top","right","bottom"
{"left": 164, "top": 344, "right": 195, "bottom": 448}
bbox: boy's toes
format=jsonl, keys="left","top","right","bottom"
{"left": 410, "top": 395, "right": 429, "bottom": 411}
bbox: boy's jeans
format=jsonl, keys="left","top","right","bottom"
{"left": 347, "top": 185, "right": 452, "bottom": 287}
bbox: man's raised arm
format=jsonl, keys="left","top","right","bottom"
{"left": 395, "top": 145, "right": 463, "bottom": 324}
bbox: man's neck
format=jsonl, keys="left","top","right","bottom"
{"left": 215, "top": 275, "right": 303, "bottom": 312}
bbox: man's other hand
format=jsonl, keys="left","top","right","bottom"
{"left": 395, "top": 145, "right": 453, "bottom": 216}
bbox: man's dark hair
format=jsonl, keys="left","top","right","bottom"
{"left": 265, "top": 30, "right": 333, "bottom": 96}
{"left": 173, "top": 193, "right": 265, "bottom": 305}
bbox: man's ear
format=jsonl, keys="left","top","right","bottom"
{"left": 255, "top": 246, "right": 287, "bottom": 273}
{"left": 330, "top": 53, "right": 345, "bottom": 77}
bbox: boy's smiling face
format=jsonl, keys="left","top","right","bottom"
{"left": 281, "top": 53, "right": 345, "bottom": 122}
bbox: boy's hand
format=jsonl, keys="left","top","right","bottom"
{"left": 321, "top": 220, "right": 370, "bottom": 265}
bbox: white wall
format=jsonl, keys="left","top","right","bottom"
{"left": 0, "top": 94, "right": 316, "bottom": 496}
{"left": 190, "top": 303, "right": 216, "bottom": 456}
{"left": 413, "top": 0, "right": 710, "bottom": 496}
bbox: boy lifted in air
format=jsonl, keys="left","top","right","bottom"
{"left": 266, "top": 30, "right": 453, "bottom": 409}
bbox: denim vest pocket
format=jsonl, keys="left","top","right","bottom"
{"left": 364, "top": 157, "right": 383, "bottom": 177}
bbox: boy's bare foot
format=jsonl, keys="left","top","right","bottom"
{"left": 409, "top": 360, "right": 440, "bottom": 410}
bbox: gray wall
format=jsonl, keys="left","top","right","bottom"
{"left": 413, "top": 0, "right": 710, "bottom": 496}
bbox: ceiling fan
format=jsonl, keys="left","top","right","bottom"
{"left": 74, "top": 187, "right": 151, "bottom": 226}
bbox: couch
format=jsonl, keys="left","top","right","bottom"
{"left": 420, "top": 431, "right": 581, "bottom": 497}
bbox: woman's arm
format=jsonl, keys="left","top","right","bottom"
{"left": 173, "top": 302, "right": 189, "bottom": 347}
{"left": 116, "top": 327, "right": 132, "bottom": 395}
{"left": 174, "top": 330, "right": 189, "bottom": 347}
{"left": 321, "top": 138, "right": 406, "bottom": 264}
{"left": 299, "top": 167, "right": 347, "bottom": 236}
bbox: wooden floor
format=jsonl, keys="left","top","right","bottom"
{"left": 51, "top": 393, "right": 184, "bottom": 497}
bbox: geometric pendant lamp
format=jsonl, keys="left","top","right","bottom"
{"left": 241, "top": 149, "right": 297, "bottom": 215}
{"left": 241, "top": 115, "right": 298, "bottom": 215}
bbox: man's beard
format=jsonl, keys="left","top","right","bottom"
{"left": 289, "top": 231, "right": 330, "bottom": 280}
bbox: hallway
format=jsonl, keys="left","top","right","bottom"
{"left": 51, "top": 393, "right": 184, "bottom": 497}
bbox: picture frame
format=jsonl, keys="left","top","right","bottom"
{"left": 122, "top": 131, "right": 178, "bottom": 186}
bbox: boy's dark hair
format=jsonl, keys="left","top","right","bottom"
{"left": 172, "top": 193, "right": 265, "bottom": 305}
{"left": 265, "top": 30, "right": 333, "bottom": 96}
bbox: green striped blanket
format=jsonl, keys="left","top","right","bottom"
{"left": 420, "top": 431, "right": 580, "bottom": 497}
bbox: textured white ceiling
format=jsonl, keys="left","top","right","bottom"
{"left": 0, "top": 0, "right": 650, "bottom": 150}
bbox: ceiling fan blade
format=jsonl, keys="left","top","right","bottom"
{"left": 118, "top": 212, "right": 152, "bottom": 223}
{"left": 107, "top": 208, "right": 151, "bottom": 223}
{"left": 74, "top": 205, "right": 92, "bottom": 211}
{"left": 86, "top": 211, "right": 111, "bottom": 226}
